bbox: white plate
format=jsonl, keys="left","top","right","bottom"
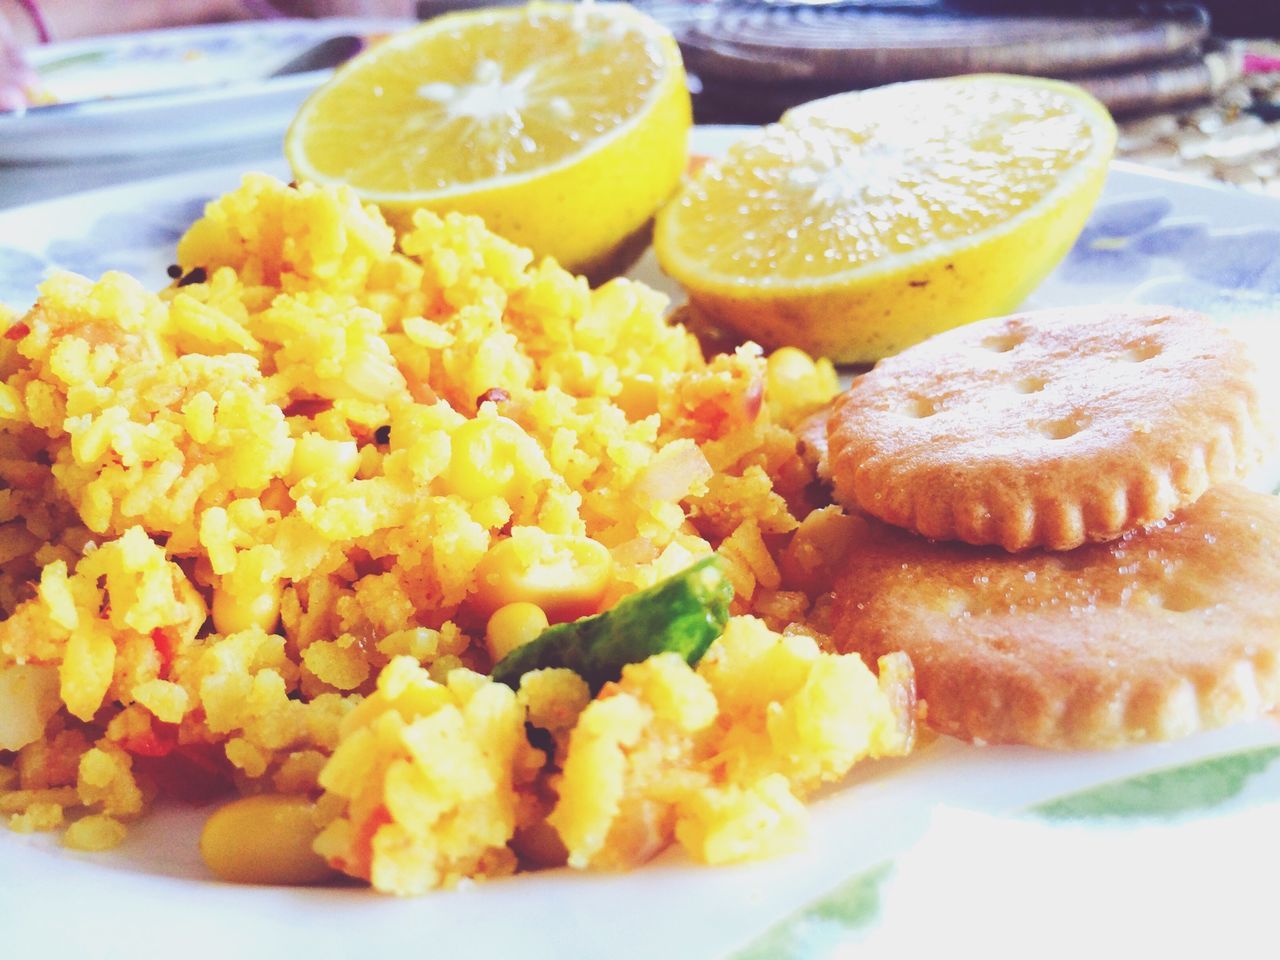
{"left": 2, "top": 127, "right": 1280, "bottom": 958}
{"left": 0, "top": 18, "right": 411, "bottom": 162}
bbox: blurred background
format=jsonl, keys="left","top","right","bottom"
{"left": 2, "top": 0, "right": 1279, "bottom": 199}
{"left": 621, "top": 0, "right": 1280, "bottom": 195}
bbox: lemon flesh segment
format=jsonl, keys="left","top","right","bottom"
{"left": 654, "top": 74, "right": 1117, "bottom": 363}
{"left": 287, "top": 2, "right": 691, "bottom": 274}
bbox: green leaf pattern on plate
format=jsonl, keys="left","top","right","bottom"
{"left": 729, "top": 862, "right": 892, "bottom": 960}
{"left": 1031, "top": 745, "right": 1280, "bottom": 821}
{"left": 35, "top": 51, "right": 109, "bottom": 76}
{"left": 734, "top": 745, "right": 1280, "bottom": 957}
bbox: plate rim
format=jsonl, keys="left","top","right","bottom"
{"left": 2, "top": 127, "right": 1280, "bottom": 960}
{"left": 17, "top": 16, "right": 414, "bottom": 113}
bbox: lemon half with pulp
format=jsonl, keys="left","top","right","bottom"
{"left": 654, "top": 74, "right": 1117, "bottom": 363}
{"left": 287, "top": 2, "right": 691, "bottom": 274}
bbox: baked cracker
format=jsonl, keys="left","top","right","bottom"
{"left": 829, "top": 305, "right": 1273, "bottom": 551}
{"left": 832, "top": 484, "right": 1280, "bottom": 749}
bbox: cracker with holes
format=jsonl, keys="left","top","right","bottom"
{"left": 832, "top": 484, "right": 1280, "bottom": 749}
{"left": 828, "top": 305, "right": 1272, "bottom": 552}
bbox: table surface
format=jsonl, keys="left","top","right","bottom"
{"left": 1117, "top": 38, "right": 1280, "bottom": 197}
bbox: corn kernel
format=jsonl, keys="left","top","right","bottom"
{"left": 200, "top": 794, "right": 335, "bottom": 885}
{"left": 766, "top": 346, "right": 817, "bottom": 389}
{"left": 212, "top": 578, "right": 284, "bottom": 635}
{"left": 765, "top": 346, "right": 837, "bottom": 418}
{"left": 485, "top": 601, "right": 550, "bottom": 663}
{"left": 614, "top": 373, "right": 659, "bottom": 419}
{"left": 472, "top": 533, "right": 612, "bottom": 621}
{"left": 441, "top": 416, "right": 548, "bottom": 503}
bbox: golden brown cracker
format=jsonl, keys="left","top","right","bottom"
{"left": 828, "top": 305, "right": 1273, "bottom": 551}
{"left": 831, "top": 484, "right": 1280, "bottom": 749}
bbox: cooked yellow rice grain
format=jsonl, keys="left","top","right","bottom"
{"left": 0, "top": 174, "right": 910, "bottom": 893}
{"left": 62, "top": 813, "right": 127, "bottom": 851}
{"left": 7, "top": 800, "right": 65, "bottom": 833}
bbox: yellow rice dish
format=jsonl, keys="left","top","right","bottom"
{"left": 0, "top": 174, "right": 913, "bottom": 894}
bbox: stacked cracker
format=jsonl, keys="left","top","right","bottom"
{"left": 827, "top": 305, "right": 1280, "bottom": 749}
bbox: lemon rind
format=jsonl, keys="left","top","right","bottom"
{"left": 654, "top": 76, "right": 1118, "bottom": 298}
{"left": 286, "top": 2, "right": 682, "bottom": 203}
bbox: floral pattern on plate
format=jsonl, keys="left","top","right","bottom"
{"left": 1049, "top": 193, "right": 1280, "bottom": 296}
{"left": 0, "top": 196, "right": 211, "bottom": 307}
{"left": 43, "top": 195, "right": 212, "bottom": 280}
{"left": 737, "top": 744, "right": 1280, "bottom": 958}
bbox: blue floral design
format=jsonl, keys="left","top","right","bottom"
{"left": 1, "top": 193, "right": 211, "bottom": 311}
{"left": 1060, "top": 194, "right": 1280, "bottom": 295}
{"left": 44, "top": 194, "right": 211, "bottom": 283}
{"left": 1183, "top": 227, "right": 1280, "bottom": 293}
{"left": 0, "top": 246, "right": 51, "bottom": 308}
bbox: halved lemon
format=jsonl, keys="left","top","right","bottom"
{"left": 654, "top": 75, "right": 1117, "bottom": 363}
{"left": 286, "top": 2, "right": 691, "bottom": 275}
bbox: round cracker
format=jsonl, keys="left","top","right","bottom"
{"left": 831, "top": 484, "right": 1280, "bottom": 749}
{"left": 829, "top": 305, "right": 1272, "bottom": 551}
